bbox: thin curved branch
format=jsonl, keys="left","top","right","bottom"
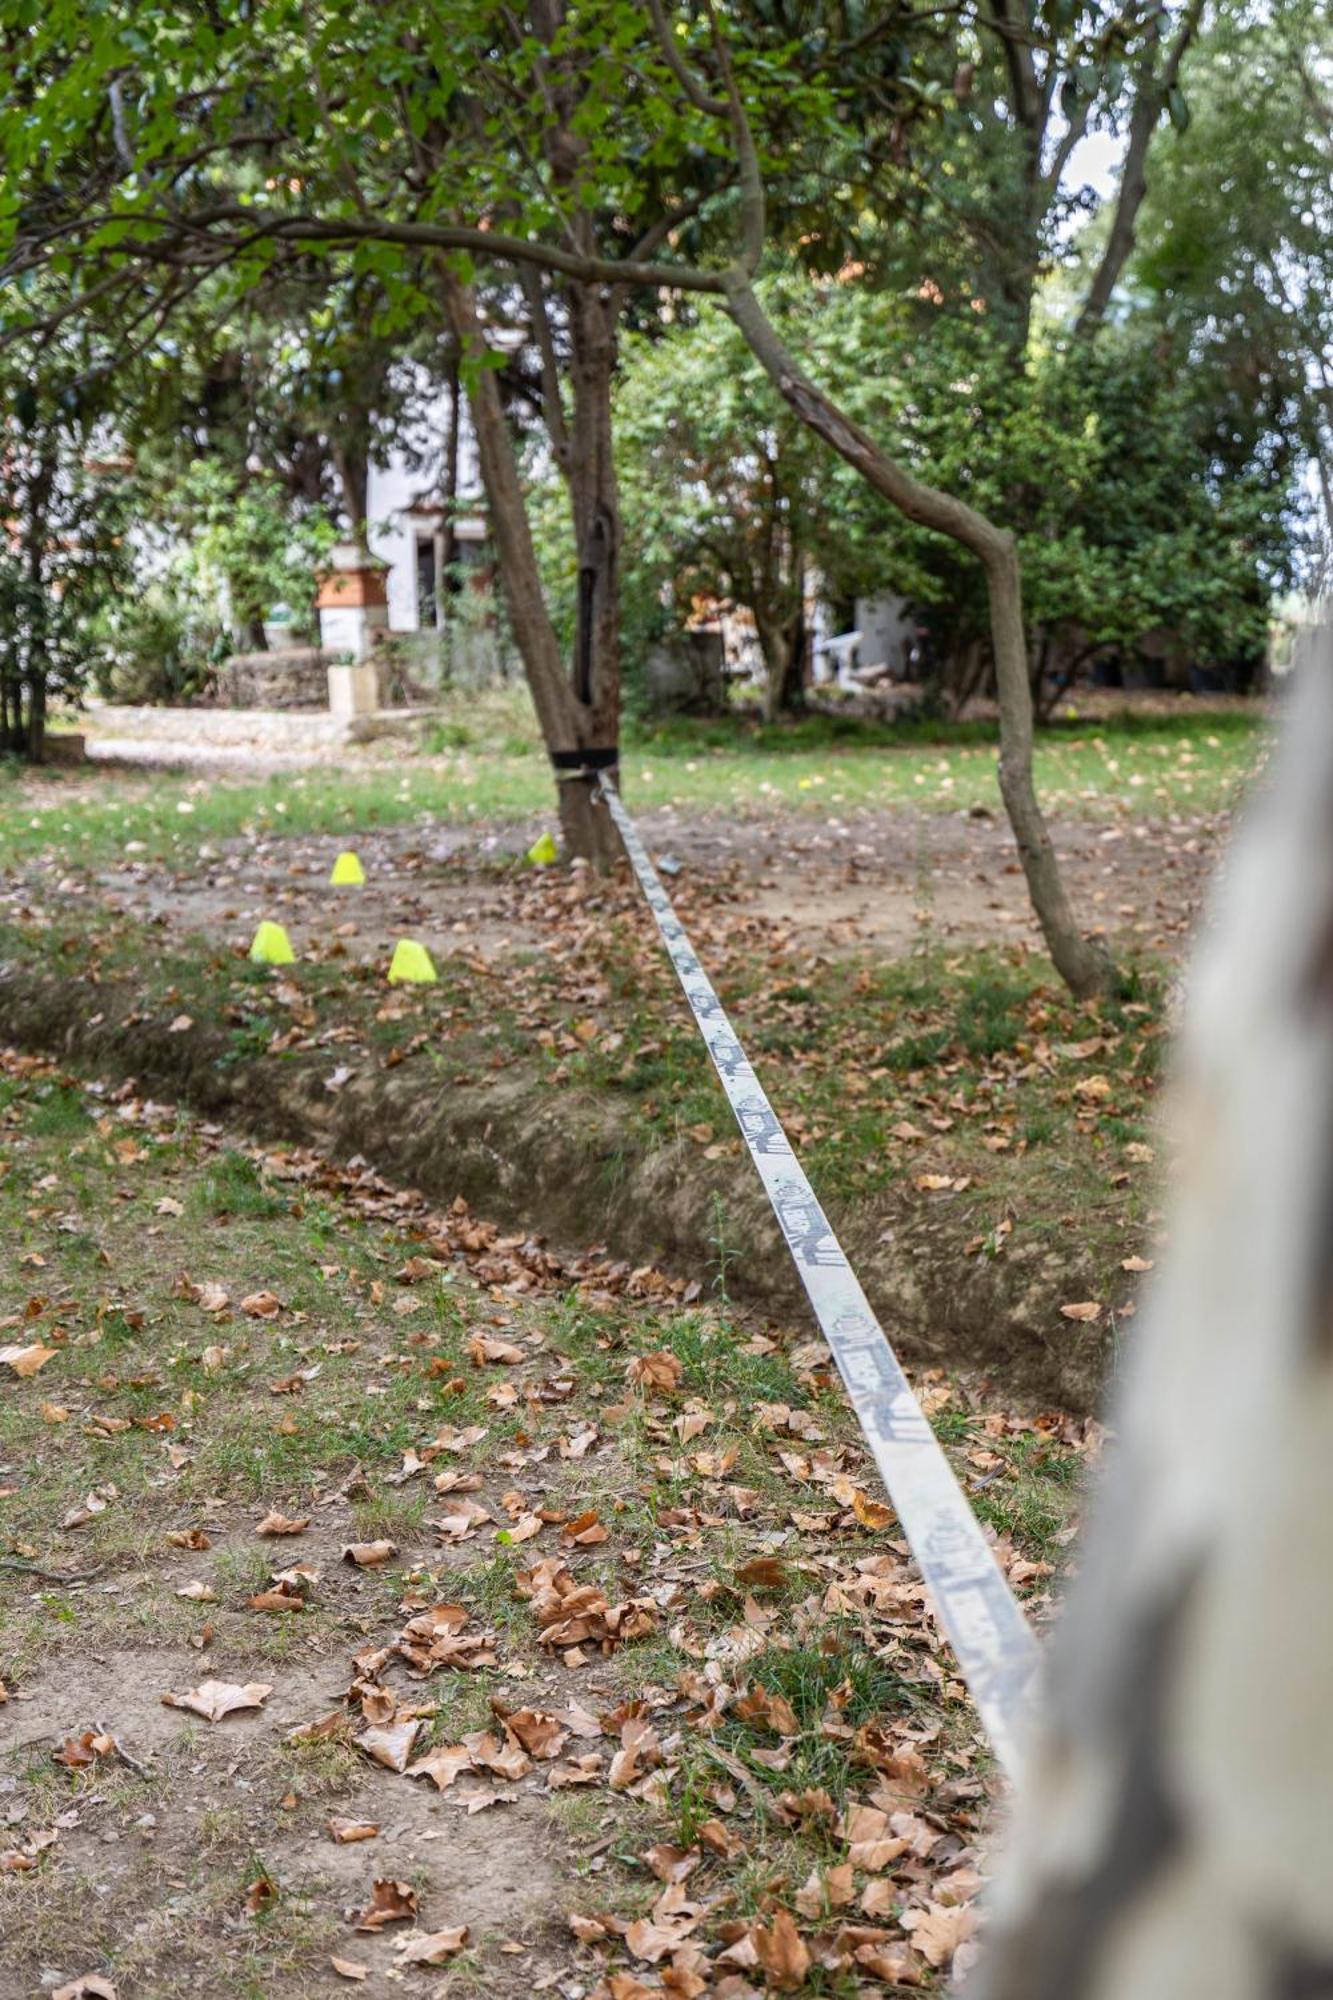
{"left": 702, "top": 0, "right": 765, "bottom": 279}
{"left": 642, "top": 0, "right": 728, "bottom": 116}
{"left": 1074, "top": 0, "right": 1207, "bottom": 339}
{"left": 1, "top": 207, "right": 728, "bottom": 349}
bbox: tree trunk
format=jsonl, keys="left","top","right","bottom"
{"left": 441, "top": 268, "right": 621, "bottom": 868}
{"left": 333, "top": 445, "right": 370, "bottom": 552}
{"left": 566, "top": 281, "right": 623, "bottom": 820}
{"left": 970, "top": 625, "right": 1333, "bottom": 2000}
{"left": 20, "top": 442, "right": 55, "bottom": 766}
{"left": 984, "top": 541, "right": 1113, "bottom": 997}
{"left": 1073, "top": 1, "right": 1205, "bottom": 342}
{"left": 755, "top": 605, "right": 805, "bottom": 722}
{"left": 725, "top": 276, "right": 1114, "bottom": 998}
{"left": 441, "top": 340, "right": 461, "bottom": 596}
{"left": 24, "top": 673, "right": 46, "bottom": 762}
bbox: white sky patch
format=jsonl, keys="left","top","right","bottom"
{"left": 1064, "top": 127, "right": 1125, "bottom": 204}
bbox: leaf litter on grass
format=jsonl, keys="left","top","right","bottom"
{"left": 0, "top": 1043, "right": 1108, "bottom": 1994}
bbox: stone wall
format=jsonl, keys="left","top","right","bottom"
{"left": 217, "top": 646, "right": 333, "bottom": 710}
{"left": 641, "top": 630, "right": 727, "bottom": 712}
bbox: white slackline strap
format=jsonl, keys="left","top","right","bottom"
{"left": 597, "top": 773, "right": 1038, "bottom": 1778}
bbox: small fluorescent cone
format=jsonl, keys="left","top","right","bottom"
{"left": 249, "top": 920, "right": 295, "bottom": 966}
{"left": 388, "top": 939, "right": 437, "bottom": 985}
{"left": 526, "top": 831, "right": 559, "bottom": 866}
{"left": 330, "top": 850, "right": 366, "bottom": 886}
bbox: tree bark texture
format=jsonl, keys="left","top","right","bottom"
{"left": 1074, "top": 0, "right": 1206, "bottom": 341}
{"left": 440, "top": 340, "right": 462, "bottom": 597}
{"left": 970, "top": 625, "right": 1333, "bottom": 2000}
{"left": 755, "top": 602, "right": 806, "bottom": 721}
{"left": 17, "top": 443, "right": 55, "bottom": 762}
{"left": 333, "top": 443, "right": 370, "bottom": 550}
{"left": 566, "top": 281, "right": 623, "bottom": 776}
{"left": 441, "top": 267, "right": 620, "bottom": 867}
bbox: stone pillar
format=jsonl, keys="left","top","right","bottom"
{"left": 316, "top": 543, "right": 389, "bottom": 664}
{"left": 326, "top": 661, "right": 381, "bottom": 722}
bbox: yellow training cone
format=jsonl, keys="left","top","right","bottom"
{"left": 330, "top": 850, "right": 366, "bottom": 887}
{"left": 387, "top": 939, "right": 437, "bottom": 985}
{"left": 249, "top": 920, "right": 295, "bottom": 966}
{"left": 526, "top": 831, "right": 559, "bottom": 866}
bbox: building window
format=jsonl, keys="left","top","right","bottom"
{"left": 415, "top": 535, "right": 438, "bottom": 629}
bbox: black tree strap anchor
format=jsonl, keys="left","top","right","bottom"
{"left": 549, "top": 745, "right": 619, "bottom": 783}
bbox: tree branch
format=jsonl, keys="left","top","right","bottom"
{"left": 642, "top": 0, "right": 728, "bottom": 116}
{"left": 519, "top": 263, "right": 571, "bottom": 472}
{"left": 1, "top": 206, "right": 728, "bottom": 353}
{"left": 1074, "top": 0, "right": 1207, "bottom": 340}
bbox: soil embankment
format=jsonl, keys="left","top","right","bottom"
{"left": 0, "top": 959, "right": 1112, "bottom": 1410}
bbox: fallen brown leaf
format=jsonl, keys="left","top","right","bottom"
{"left": 356, "top": 1716, "right": 424, "bottom": 1773}
{"left": 499, "top": 1706, "right": 569, "bottom": 1760}
{"left": 735, "top": 1683, "right": 801, "bottom": 1738}
{"left": 395, "top": 1925, "right": 469, "bottom": 1964}
{"left": 161, "top": 1680, "right": 272, "bottom": 1723}
{"left": 736, "top": 1555, "right": 787, "bottom": 1589}
{"left": 255, "top": 1510, "right": 309, "bottom": 1537}
{"left": 467, "top": 1333, "right": 524, "bottom": 1365}
{"left": 844, "top": 1803, "right": 909, "bottom": 1872}
{"left": 53, "top": 1730, "right": 113, "bottom": 1770}
{"left": 342, "top": 1539, "right": 397, "bottom": 1567}
{"left": 625, "top": 1349, "right": 683, "bottom": 1395}
{"left": 751, "top": 1906, "right": 811, "bottom": 1990}
{"left": 287, "top": 1711, "right": 352, "bottom": 1746}
{"left": 59, "top": 1491, "right": 108, "bottom": 1529}
{"left": 851, "top": 1488, "right": 896, "bottom": 1530}
{"left": 166, "top": 1526, "right": 211, "bottom": 1550}
{"left": 244, "top": 1872, "right": 278, "bottom": 1916}
{"left": 407, "top": 1743, "right": 476, "bottom": 1791}
{"left": 900, "top": 1901, "right": 978, "bottom": 1969}
{"left": 353, "top": 1878, "right": 418, "bottom": 1932}
{"left": 0, "top": 1342, "right": 56, "bottom": 1378}
{"left": 249, "top": 1583, "right": 306, "bottom": 1613}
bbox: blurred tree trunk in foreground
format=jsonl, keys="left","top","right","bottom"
{"left": 970, "top": 625, "right": 1333, "bottom": 1999}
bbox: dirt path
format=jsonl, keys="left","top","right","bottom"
{"left": 62, "top": 800, "right": 1223, "bottom": 974}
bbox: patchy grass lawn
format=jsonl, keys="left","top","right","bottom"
{"left": 0, "top": 1048, "right": 1093, "bottom": 1998}
{"left": 0, "top": 841, "right": 1167, "bottom": 1358}
{"left": 3, "top": 698, "right": 1268, "bottom": 870}
{"left": 0, "top": 698, "right": 1200, "bottom": 1991}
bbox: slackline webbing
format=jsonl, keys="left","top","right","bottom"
{"left": 597, "top": 772, "right": 1039, "bottom": 1778}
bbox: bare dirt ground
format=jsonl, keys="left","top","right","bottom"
{"left": 71, "top": 801, "right": 1222, "bottom": 975}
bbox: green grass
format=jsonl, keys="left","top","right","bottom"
{"left": 0, "top": 1039, "right": 1093, "bottom": 1996}
{"left": 191, "top": 1149, "right": 291, "bottom": 1220}
{"left": 0, "top": 855, "right": 1166, "bottom": 1328}
{"left": 1, "top": 698, "right": 1268, "bottom": 872}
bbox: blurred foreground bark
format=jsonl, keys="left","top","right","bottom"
{"left": 971, "top": 625, "right": 1333, "bottom": 1999}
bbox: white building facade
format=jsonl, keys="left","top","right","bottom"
{"left": 364, "top": 384, "right": 489, "bottom": 633}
